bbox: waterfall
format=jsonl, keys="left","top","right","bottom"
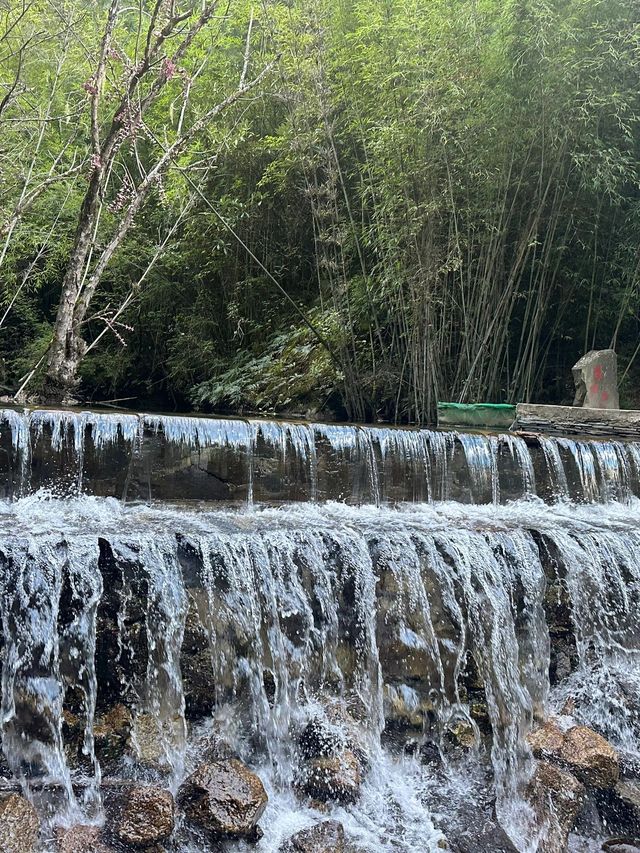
{"left": 2, "top": 407, "right": 640, "bottom": 505}
{"left": 0, "top": 492, "right": 637, "bottom": 849}
{"left": 0, "top": 410, "right": 639, "bottom": 851}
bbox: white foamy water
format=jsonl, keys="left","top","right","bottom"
{"left": 0, "top": 492, "right": 636, "bottom": 850}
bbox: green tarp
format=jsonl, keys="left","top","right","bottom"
{"left": 437, "top": 402, "right": 516, "bottom": 429}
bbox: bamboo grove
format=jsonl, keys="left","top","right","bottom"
{"left": 1, "top": 0, "right": 639, "bottom": 421}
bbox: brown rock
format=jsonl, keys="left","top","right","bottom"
{"left": 94, "top": 704, "right": 132, "bottom": 761}
{"left": 528, "top": 720, "right": 619, "bottom": 789}
{"left": 280, "top": 820, "right": 345, "bottom": 852}
{"left": 56, "top": 824, "right": 113, "bottom": 853}
{"left": 443, "top": 718, "right": 477, "bottom": 751}
{"left": 178, "top": 759, "right": 267, "bottom": 840}
{"left": 561, "top": 725, "right": 619, "bottom": 789}
{"left": 527, "top": 720, "right": 566, "bottom": 758}
{"left": 0, "top": 793, "right": 40, "bottom": 853}
{"left": 301, "top": 750, "right": 362, "bottom": 805}
{"left": 127, "top": 712, "right": 184, "bottom": 770}
{"left": 526, "top": 760, "right": 585, "bottom": 853}
{"left": 116, "top": 786, "right": 175, "bottom": 848}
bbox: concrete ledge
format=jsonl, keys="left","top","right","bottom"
{"left": 514, "top": 403, "right": 640, "bottom": 438}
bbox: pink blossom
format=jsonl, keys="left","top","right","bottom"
{"left": 162, "top": 58, "right": 176, "bottom": 80}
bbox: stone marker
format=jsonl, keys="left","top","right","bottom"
{"left": 572, "top": 349, "right": 619, "bottom": 409}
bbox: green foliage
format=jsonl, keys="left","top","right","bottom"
{"left": 1, "top": 0, "right": 639, "bottom": 420}
{"left": 191, "top": 314, "right": 342, "bottom": 415}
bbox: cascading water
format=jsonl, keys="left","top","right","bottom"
{"left": 2, "top": 406, "right": 640, "bottom": 505}
{"left": 0, "top": 408, "right": 638, "bottom": 852}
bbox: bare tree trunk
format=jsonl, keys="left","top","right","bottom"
{"left": 39, "top": 1, "right": 273, "bottom": 403}
{"left": 42, "top": 172, "right": 103, "bottom": 400}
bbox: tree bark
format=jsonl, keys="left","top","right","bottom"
{"left": 40, "top": 5, "right": 275, "bottom": 403}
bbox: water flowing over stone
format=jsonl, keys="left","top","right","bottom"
{"left": 2, "top": 407, "right": 640, "bottom": 505}
{"left": 0, "top": 408, "right": 638, "bottom": 851}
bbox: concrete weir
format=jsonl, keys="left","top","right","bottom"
{"left": 515, "top": 403, "right": 640, "bottom": 438}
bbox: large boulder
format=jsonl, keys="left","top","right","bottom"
{"left": 178, "top": 759, "right": 267, "bottom": 840}
{"left": 300, "top": 750, "right": 362, "bottom": 805}
{"left": 572, "top": 349, "right": 619, "bottom": 409}
{"left": 0, "top": 793, "right": 40, "bottom": 853}
{"left": 528, "top": 720, "right": 619, "bottom": 789}
{"left": 526, "top": 760, "right": 585, "bottom": 853}
{"left": 280, "top": 820, "right": 345, "bottom": 853}
{"left": 116, "top": 785, "right": 175, "bottom": 848}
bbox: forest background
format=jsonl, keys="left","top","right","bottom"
{"left": 1, "top": 0, "right": 638, "bottom": 423}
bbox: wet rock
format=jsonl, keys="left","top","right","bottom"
{"left": 301, "top": 750, "right": 362, "bottom": 805}
{"left": 419, "top": 740, "right": 442, "bottom": 766}
{"left": 181, "top": 593, "right": 215, "bottom": 716}
{"left": 596, "top": 780, "right": 640, "bottom": 836}
{"left": 445, "top": 821, "right": 517, "bottom": 853}
{"left": 127, "top": 712, "right": 184, "bottom": 770}
{"left": 94, "top": 703, "right": 132, "bottom": 762}
{"left": 602, "top": 841, "right": 640, "bottom": 853}
{"left": 525, "top": 760, "right": 585, "bottom": 853}
{"left": 528, "top": 720, "right": 566, "bottom": 757}
{"left": 198, "top": 730, "right": 238, "bottom": 763}
{"left": 0, "top": 793, "right": 40, "bottom": 853}
{"left": 549, "top": 643, "right": 576, "bottom": 685}
{"left": 56, "top": 824, "right": 113, "bottom": 852}
{"left": 299, "top": 704, "right": 368, "bottom": 771}
{"left": 616, "top": 781, "right": 640, "bottom": 814}
{"left": 379, "top": 632, "right": 434, "bottom": 682}
{"left": 443, "top": 717, "right": 477, "bottom": 751}
{"left": 468, "top": 699, "right": 491, "bottom": 730}
{"left": 528, "top": 720, "right": 619, "bottom": 789}
{"left": 561, "top": 725, "right": 619, "bottom": 789}
{"left": 116, "top": 785, "right": 175, "bottom": 848}
{"left": 280, "top": 819, "right": 345, "bottom": 852}
{"left": 383, "top": 683, "right": 434, "bottom": 732}
{"left": 62, "top": 708, "right": 84, "bottom": 765}
{"left": 299, "top": 715, "right": 349, "bottom": 759}
{"left": 427, "top": 770, "right": 517, "bottom": 853}
{"left": 178, "top": 759, "right": 267, "bottom": 840}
